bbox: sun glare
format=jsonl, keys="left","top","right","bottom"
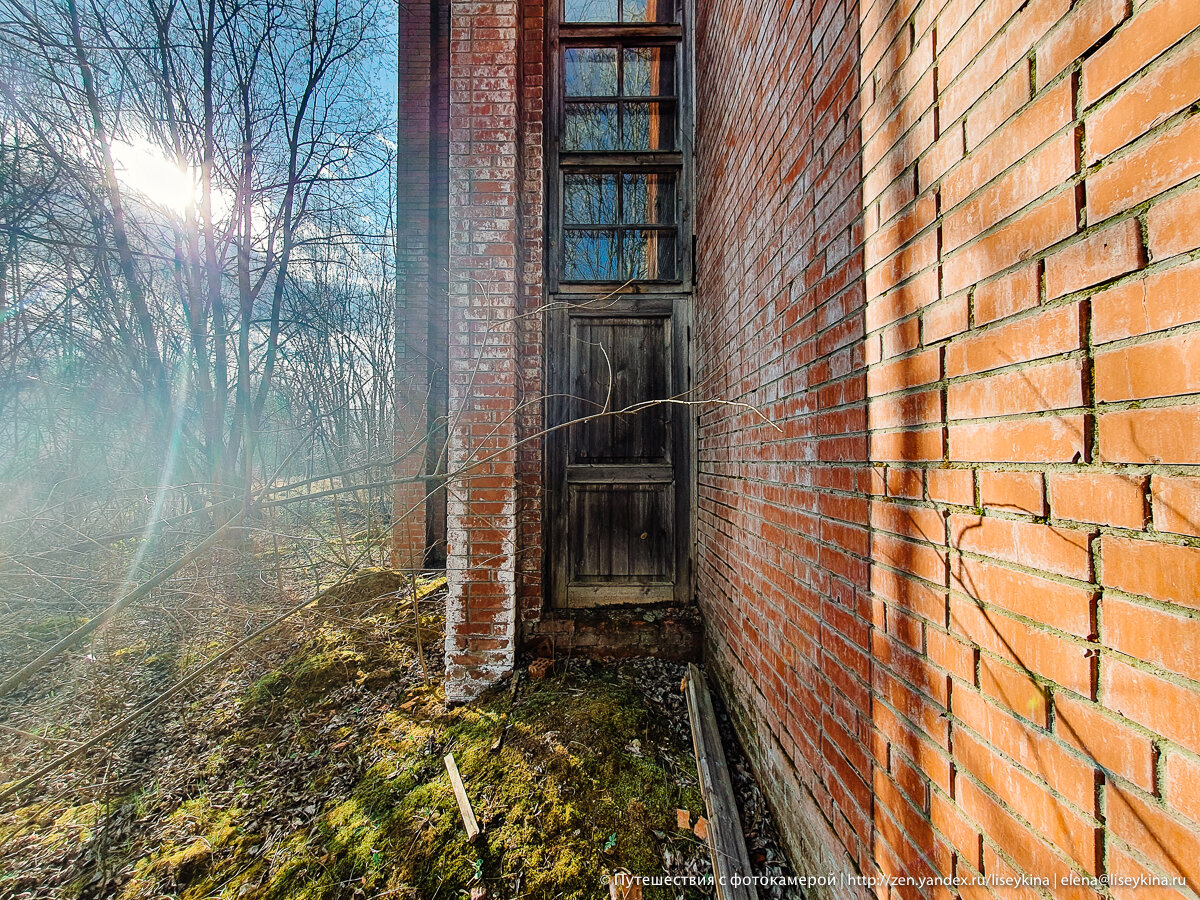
{"left": 110, "top": 137, "right": 232, "bottom": 219}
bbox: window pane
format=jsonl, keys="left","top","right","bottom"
{"left": 564, "top": 102, "right": 618, "bottom": 150}
{"left": 564, "top": 230, "right": 620, "bottom": 280}
{"left": 622, "top": 0, "right": 676, "bottom": 22}
{"left": 623, "top": 47, "right": 675, "bottom": 97}
{"left": 622, "top": 101, "right": 675, "bottom": 150}
{"left": 564, "top": 47, "right": 618, "bottom": 97}
{"left": 564, "top": 0, "right": 619, "bottom": 21}
{"left": 622, "top": 229, "right": 676, "bottom": 279}
{"left": 565, "top": 174, "right": 618, "bottom": 224}
{"left": 621, "top": 173, "right": 676, "bottom": 224}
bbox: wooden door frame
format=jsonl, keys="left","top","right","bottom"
{"left": 541, "top": 0, "right": 695, "bottom": 610}
{"left": 544, "top": 293, "right": 692, "bottom": 608}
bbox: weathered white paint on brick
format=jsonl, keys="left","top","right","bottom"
{"left": 442, "top": 0, "right": 524, "bottom": 702}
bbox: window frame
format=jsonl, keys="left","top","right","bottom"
{"left": 547, "top": 0, "right": 693, "bottom": 293}
{"left": 561, "top": 167, "right": 680, "bottom": 281}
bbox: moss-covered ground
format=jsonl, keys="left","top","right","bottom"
{"left": 0, "top": 575, "right": 711, "bottom": 900}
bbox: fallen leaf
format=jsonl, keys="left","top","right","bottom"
{"left": 694, "top": 816, "right": 709, "bottom": 842}
{"left": 676, "top": 808, "right": 691, "bottom": 830}
{"left": 610, "top": 873, "right": 642, "bottom": 900}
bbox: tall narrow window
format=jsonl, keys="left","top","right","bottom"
{"left": 551, "top": 0, "right": 690, "bottom": 287}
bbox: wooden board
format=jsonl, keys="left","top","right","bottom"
{"left": 565, "top": 582, "right": 674, "bottom": 606}
{"left": 443, "top": 753, "right": 480, "bottom": 842}
{"left": 685, "top": 664, "right": 758, "bottom": 900}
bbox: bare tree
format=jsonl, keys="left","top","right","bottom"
{"left": 0, "top": 0, "right": 396, "bottom": 514}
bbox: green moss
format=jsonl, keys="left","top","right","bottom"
{"left": 28, "top": 614, "right": 88, "bottom": 637}
{"left": 128, "top": 666, "right": 703, "bottom": 899}
{"left": 247, "top": 670, "right": 289, "bottom": 705}
{"left": 154, "top": 839, "right": 213, "bottom": 881}
{"left": 99, "top": 577, "right": 707, "bottom": 900}
{"left": 289, "top": 647, "right": 361, "bottom": 695}
{"left": 244, "top": 671, "right": 706, "bottom": 900}
{"left": 51, "top": 803, "right": 100, "bottom": 846}
{"left": 245, "top": 643, "right": 362, "bottom": 708}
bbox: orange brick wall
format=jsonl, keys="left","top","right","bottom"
{"left": 695, "top": 0, "right": 878, "bottom": 878}
{"left": 695, "top": 0, "right": 1200, "bottom": 893}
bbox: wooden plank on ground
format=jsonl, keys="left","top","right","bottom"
{"left": 685, "top": 663, "right": 758, "bottom": 900}
{"left": 443, "top": 752, "right": 480, "bottom": 841}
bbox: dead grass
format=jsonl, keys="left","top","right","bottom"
{"left": 1, "top": 570, "right": 712, "bottom": 900}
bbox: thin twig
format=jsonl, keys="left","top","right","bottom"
{"left": 408, "top": 571, "right": 429, "bottom": 687}
{"left": 0, "top": 514, "right": 245, "bottom": 700}
{"left": 0, "top": 522, "right": 389, "bottom": 805}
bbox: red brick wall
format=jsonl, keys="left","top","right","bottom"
{"left": 392, "top": 0, "right": 439, "bottom": 570}
{"left": 515, "top": 0, "right": 545, "bottom": 628}
{"left": 694, "top": 0, "right": 875, "bottom": 879}
{"left": 444, "top": 0, "right": 544, "bottom": 701}
{"left": 444, "top": 0, "right": 521, "bottom": 701}
{"left": 696, "top": 0, "right": 1200, "bottom": 892}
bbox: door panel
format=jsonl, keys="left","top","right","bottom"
{"left": 570, "top": 482, "right": 673, "bottom": 578}
{"left": 568, "top": 317, "right": 671, "bottom": 464}
{"left": 547, "top": 299, "right": 690, "bottom": 608}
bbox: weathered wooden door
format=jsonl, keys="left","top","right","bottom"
{"left": 546, "top": 296, "right": 691, "bottom": 607}
{"left": 544, "top": 0, "right": 692, "bottom": 607}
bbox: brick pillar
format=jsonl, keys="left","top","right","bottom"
{"left": 392, "top": 0, "right": 435, "bottom": 571}
{"left": 444, "top": 0, "right": 520, "bottom": 701}
{"left": 515, "top": 0, "right": 544, "bottom": 626}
